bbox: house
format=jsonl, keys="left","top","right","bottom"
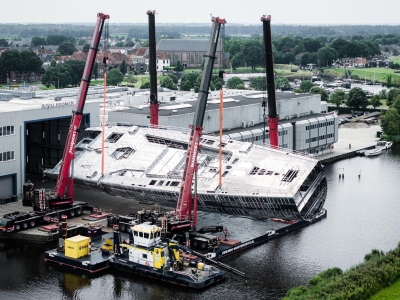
{"left": 355, "top": 58, "right": 368, "bottom": 68}
{"left": 144, "top": 51, "right": 170, "bottom": 71}
{"left": 157, "top": 39, "right": 227, "bottom": 68}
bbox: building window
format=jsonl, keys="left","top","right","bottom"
{"left": 0, "top": 150, "right": 15, "bottom": 162}
{"left": 190, "top": 53, "right": 195, "bottom": 64}
{"left": 0, "top": 125, "right": 15, "bottom": 137}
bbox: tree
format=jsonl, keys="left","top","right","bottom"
{"left": 317, "top": 46, "right": 338, "bottom": 67}
{"left": 82, "top": 44, "right": 90, "bottom": 54}
{"left": 107, "top": 68, "right": 124, "bottom": 86}
{"left": 391, "top": 96, "right": 400, "bottom": 114}
{"left": 226, "top": 76, "right": 245, "bottom": 89}
{"left": 241, "top": 39, "right": 263, "bottom": 69}
{"left": 119, "top": 59, "right": 127, "bottom": 75}
{"left": 0, "top": 50, "right": 22, "bottom": 76}
{"left": 378, "top": 89, "right": 388, "bottom": 99}
{"left": 210, "top": 74, "right": 223, "bottom": 91}
{"left": 78, "top": 39, "right": 86, "bottom": 45}
{"left": 160, "top": 76, "right": 177, "bottom": 90}
{"left": 370, "top": 95, "right": 381, "bottom": 109}
{"left": 47, "top": 34, "right": 69, "bottom": 45}
{"left": 93, "top": 62, "right": 98, "bottom": 80}
{"left": 174, "top": 60, "right": 183, "bottom": 71}
{"left": 180, "top": 72, "right": 200, "bottom": 91}
{"left": 167, "top": 73, "right": 178, "bottom": 84}
{"left": 330, "top": 90, "right": 345, "bottom": 108}
{"left": 387, "top": 88, "right": 400, "bottom": 106}
{"left": 57, "top": 42, "right": 77, "bottom": 55}
{"left": 64, "top": 60, "right": 86, "bottom": 86}
{"left": 0, "top": 38, "right": 8, "bottom": 47}
{"left": 346, "top": 87, "right": 368, "bottom": 109}
{"left": 310, "top": 86, "right": 329, "bottom": 102}
{"left": 381, "top": 108, "right": 400, "bottom": 135}
{"left": 275, "top": 78, "right": 290, "bottom": 91}
{"left": 393, "top": 49, "right": 399, "bottom": 56}
{"left": 20, "top": 50, "right": 43, "bottom": 81}
{"left": 30, "top": 36, "right": 46, "bottom": 47}
{"left": 300, "top": 80, "right": 314, "bottom": 92}
{"left": 249, "top": 76, "right": 266, "bottom": 91}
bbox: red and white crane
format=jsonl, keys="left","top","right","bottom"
{"left": 52, "top": 13, "right": 110, "bottom": 207}
{"left": 174, "top": 16, "right": 226, "bottom": 228}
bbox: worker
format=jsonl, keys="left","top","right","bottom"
{"left": 41, "top": 166, "right": 48, "bottom": 182}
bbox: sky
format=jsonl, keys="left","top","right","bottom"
{"left": 3, "top": 0, "right": 399, "bottom": 25}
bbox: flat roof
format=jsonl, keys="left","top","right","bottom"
{"left": 0, "top": 87, "right": 126, "bottom": 113}
{"left": 112, "top": 90, "right": 314, "bottom": 117}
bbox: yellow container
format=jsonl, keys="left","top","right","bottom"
{"left": 197, "top": 262, "right": 204, "bottom": 270}
{"left": 65, "top": 235, "right": 90, "bottom": 259}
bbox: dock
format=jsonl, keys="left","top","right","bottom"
{"left": 316, "top": 123, "right": 382, "bottom": 164}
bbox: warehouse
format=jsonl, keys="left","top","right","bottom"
{"left": 0, "top": 86, "right": 127, "bottom": 199}
{"left": 108, "top": 89, "right": 338, "bottom": 154}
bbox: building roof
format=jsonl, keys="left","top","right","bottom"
{"left": 112, "top": 90, "right": 313, "bottom": 117}
{"left": 157, "top": 39, "right": 222, "bottom": 52}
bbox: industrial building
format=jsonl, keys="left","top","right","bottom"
{"left": 108, "top": 89, "right": 338, "bottom": 154}
{"left": 0, "top": 86, "right": 127, "bottom": 199}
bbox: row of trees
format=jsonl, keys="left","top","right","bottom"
{"left": 31, "top": 35, "right": 76, "bottom": 47}
{"left": 224, "top": 36, "right": 381, "bottom": 69}
{"left": 0, "top": 50, "right": 42, "bottom": 81}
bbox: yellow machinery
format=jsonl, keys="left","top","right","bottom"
{"left": 65, "top": 235, "right": 90, "bottom": 259}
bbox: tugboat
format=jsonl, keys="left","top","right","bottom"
{"left": 110, "top": 223, "right": 226, "bottom": 289}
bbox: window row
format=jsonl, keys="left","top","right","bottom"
{"left": 0, "top": 150, "right": 15, "bottom": 162}
{"left": 0, "top": 125, "right": 15, "bottom": 137}
{"left": 306, "top": 121, "right": 334, "bottom": 130}
{"left": 306, "top": 133, "right": 334, "bottom": 143}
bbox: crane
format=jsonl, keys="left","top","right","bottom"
{"left": 52, "top": 13, "right": 110, "bottom": 207}
{"left": 174, "top": 15, "right": 226, "bottom": 228}
{"left": 261, "top": 15, "right": 279, "bottom": 148}
{"left": 147, "top": 10, "right": 159, "bottom": 127}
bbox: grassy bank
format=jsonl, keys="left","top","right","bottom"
{"left": 370, "top": 279, "right": 400, "bottom": 300}
{"left": 283, "top": 242, "right": 400, "bottom": 300}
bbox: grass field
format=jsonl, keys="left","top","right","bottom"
{"left": 390, "top": 56, "right": 400, "bottom": 64}
{"left": 369, "top": 279, "right": 400, "bottom": 300}
{"left": 325, "top": 67, "right": 400, "bottom": 84}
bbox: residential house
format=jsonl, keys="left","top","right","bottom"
{"left": 157, "top": 39, "right": 228, "bottom": 69}
{"left": 144, "top": 51, "right": 170, "bottom": 71}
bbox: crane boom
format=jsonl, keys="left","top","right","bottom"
{"left": 147, "top": 10, "right": 159, "bottom": 126}
{"left": 175, "top": 16, "right": 226, "bottom": 226}
{"left": 261, "top": 15, "right": 279, "bottom": 148}
{"left": 54, "top": 13, "right": 110, "bottom": 204}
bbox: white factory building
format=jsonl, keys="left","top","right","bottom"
{"left": 108, "top": 89, "right": 338, "bottom": 154}
{"left": 0, "top": 86, "right": 127, "bottom": 200}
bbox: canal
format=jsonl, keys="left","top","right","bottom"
{"left": 1, "top": 144, "right": 400, "bottom": 300}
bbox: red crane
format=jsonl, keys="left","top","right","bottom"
{"left": 147, "top": 10, "right": 159, "bottom": 127}
{"left": 261, "top": 15, "right": 279, "bottom": 148}
{"left": 53, "top": 13, "right": 110, "bottom": 207}
{"left": 174, "top": 16, "right": 226, "bottom": 228}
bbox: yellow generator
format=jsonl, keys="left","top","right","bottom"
{"left": 65, "top": 235, "right": 90, "bottom": 259}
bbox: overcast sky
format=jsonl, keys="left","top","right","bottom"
{"left": 3, "top": 0, "right": 399, "bottom": 25}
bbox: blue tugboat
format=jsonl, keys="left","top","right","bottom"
{"left": 110, "top": 223, "right": 226, "bottom": 289}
